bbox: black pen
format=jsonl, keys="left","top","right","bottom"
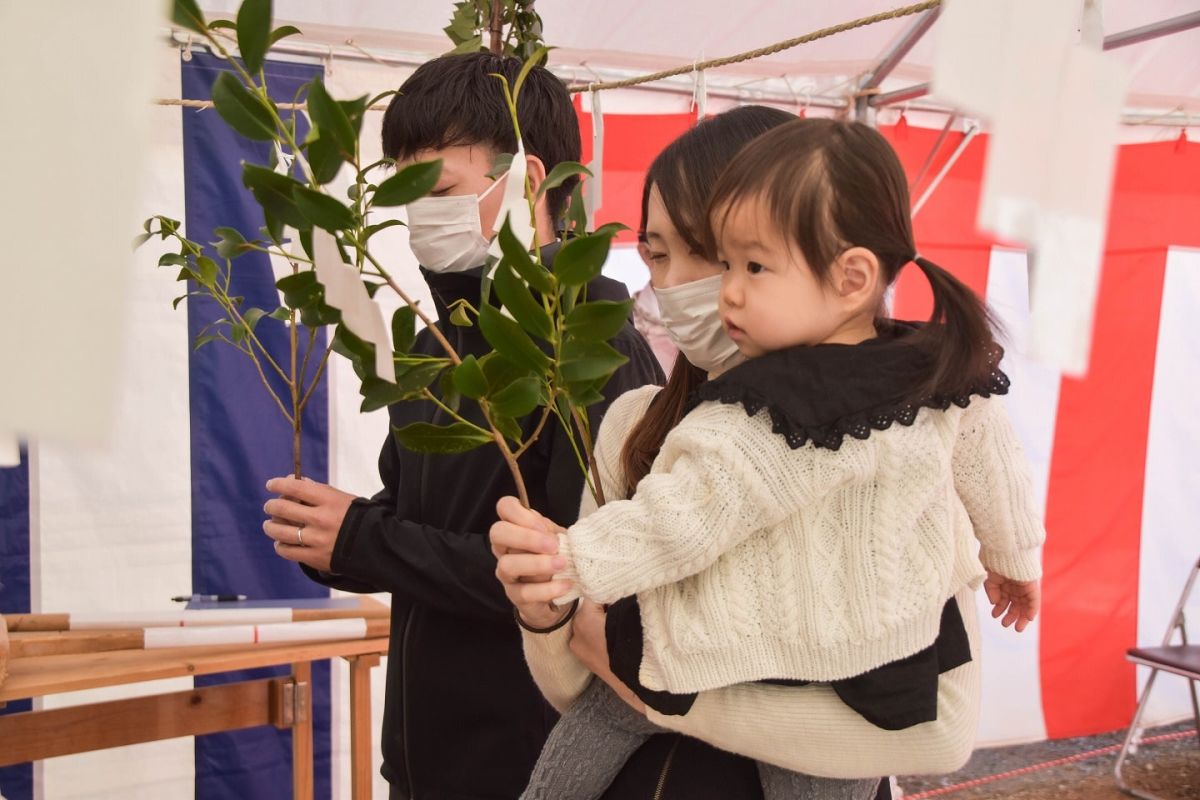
{"left": 171, "top": 594, "right": 248, "bottom": 602}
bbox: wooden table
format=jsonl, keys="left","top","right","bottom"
{"left": 0, "top": 613, "right": 388, "bottom": 800}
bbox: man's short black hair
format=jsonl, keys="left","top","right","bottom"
{"left": 382, "top": 52, "right": 582, "bottom": 223}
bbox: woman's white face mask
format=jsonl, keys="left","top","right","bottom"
{"left": 405, "top": 175, "right": 506, "bottom": 273}
{"left": 653, "top": 274, "right": 745, "bottom": 374}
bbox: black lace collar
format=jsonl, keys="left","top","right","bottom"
{"left": 686, "top": 321, "right": 1009, "bottom": 451}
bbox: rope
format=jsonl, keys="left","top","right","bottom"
{"left": 158, "top": 1, "right": 940, "bottom": 110}
{"left": 902, "top": 727, "right": 1198, "bottom": 799}
{"left": 154, "top": 98, "right": 391, "bottom": 112}
{"left": 566, "top": 0, "right": 941, "bottom": 93}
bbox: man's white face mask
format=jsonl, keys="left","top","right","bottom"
{"left": 652, "top": 274, "right": 745, "bottom": 374}
{"left": 405, "top": 174, "right": 506, "bottom": 273}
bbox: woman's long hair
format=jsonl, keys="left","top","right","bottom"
{"left": 620, "top": 106, "right": 794, "bottom": 495}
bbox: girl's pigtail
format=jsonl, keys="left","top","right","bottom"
{"left": 909, "top": 256, "right": 999, "bottom": 397}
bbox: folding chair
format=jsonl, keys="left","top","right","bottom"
{"left": 1114, "top": 556, "right": 1200, "bottom": 800}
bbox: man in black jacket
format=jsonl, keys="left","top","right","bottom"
{"left": 261, "top": 53, "right": 664, "bottom": 799}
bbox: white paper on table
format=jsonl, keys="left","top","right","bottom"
{"left": 144, "top": 624, "right": 257, "bottom": 649}
{"left": 142, "top": 618, "right": 368, "bottom": 648}
{"left": 488, "top": 141, "right": 535, "bottom": 261}
{"left": 0, "top": 434, "right": 19, "bottom": 467}
{"left": 311, "top": 228, "right": 395, "bottom": 383}
{"left": 0, "top": 1, "right": 154, "bottom": 446}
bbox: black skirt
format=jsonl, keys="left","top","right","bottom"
{"left": 606, "top": 596, "right": 971, "bottom": 730}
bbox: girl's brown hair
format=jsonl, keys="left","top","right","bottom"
{"left": 621, "top": 106, "right": 794, "bottom": 495}
{"left": 705, "top": 117, "right": 998, "bottom": 398}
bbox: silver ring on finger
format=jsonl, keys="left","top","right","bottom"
{"left": 296, "top": 524, "right": 305, "bottom": 546}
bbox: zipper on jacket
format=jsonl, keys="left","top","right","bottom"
{"left": 651, "top": 738, "right": 680, "bottom": 800}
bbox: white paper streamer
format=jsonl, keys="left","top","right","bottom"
{"left": 144, "top": 624, "right": 256, "bottom": 648}
{"left": 488, "top": 141, "right": 535, "bottom": 260}
{"left": 693, "top": 68, "right": 707, "bottom": 124}
{"left": 932, "top": 0, "right": 1130, "bottom": 376}
{"left": 311, "top": 228, "right": 394, "bottom": 382}
{"left": 256, "top": 617, "right": 367, "bottom": 643}
{"left": 585, "top": 89, "right": 605, "bottom": 230}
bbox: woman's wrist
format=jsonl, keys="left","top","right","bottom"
{"left": 515, "top": 599, "right": 579, "bottom": 634}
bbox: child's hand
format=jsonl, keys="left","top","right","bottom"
{"left": 984, "top": 570, "right": 1040, "bottom": 632}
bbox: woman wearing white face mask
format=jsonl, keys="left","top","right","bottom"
{"left": 492, "top": 108, "right": 985, "bottom": 800}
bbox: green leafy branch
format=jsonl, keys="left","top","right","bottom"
{"left": 444, "top": 0, "right": 546, "bottom": 60}
{"left": 157, "top": 0, "right": 631, "bottom": 510}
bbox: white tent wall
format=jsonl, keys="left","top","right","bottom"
{"left": 8, "top": 2, "right": 1200, "bottom": 797}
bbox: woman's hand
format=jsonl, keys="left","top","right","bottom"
{"left": 570, "top": 601, "right": 647, "bottom": 714}
{"left": 984, "top": 570, "right": 1041, "bottom": 632}
{"left": 490, "top": 496, "right": 573, "bottom": 629}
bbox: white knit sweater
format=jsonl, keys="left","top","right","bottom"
{"left": 556, "top": 384, "right": 1044, "bottom": 694}
{"left": 522, "top": 385, "right": 983, "bottom": 778}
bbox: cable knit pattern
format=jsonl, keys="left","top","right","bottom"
{"left": 555, "top": 391, "right": 1044, "bottom": 694}
{"left": 521, "top": 386, "right": 984, "bottom": 778}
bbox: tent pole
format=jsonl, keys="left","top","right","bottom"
{"left": 855, "top": 8, "right": 941, "bottom": 121}
{"left": 872, "top": 10, "right": 1200, "bottom": 109}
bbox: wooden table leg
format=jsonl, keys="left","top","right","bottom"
{"left": 347, "top": 654, "right": 381, "bottom": 800}
{"left": 292, "top": 661, "right": 313, "bottom": 800}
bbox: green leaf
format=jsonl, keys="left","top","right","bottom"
{"left": 536, "top": 160, "right": 591, "bottom": 200}
{"left": 172, "top": 0, "right": 207, "bottom": 33}
{"left": 236, "top": 0, "right": 272, "bottom": 74}
{"left": 513, "top": 46, "right": 551, "bottom": 100}
{"left": 299, "top": 301, "right": 340, "bottom": 328}
{"left": 480, "top": 352, "right": 534, "bottom": 392}
{"left": 559, "top": 339, "right": 628, "bottom": 384}
{"left": 332, "top": 324, "right": 372, "bottom": 365}
{"left": 565, "top": 181, "right": 588, "bottom": 236}
{"left": 211, "top": 72, "right": 277, "bottom": 141}
{"left": 208, "top": 19, "right": 237, "bottom": 31}
{"left": 498, "top": 219, "right": 553, "bottom": 295}
{"left": 452, "top": 355, "right": 489, "bottom": 399}
{"left": 449, "top": 303, "right": 473, "bottom": 327}
{"left": 213, "top": 226, "right": 249, "bottom": 259}
{"left": 195, "top": 256, "right": 220, "bottom": 289}
{"left": 306, "top": 80, "right": 356, "bottom": 157}
{"left": 492, "top": 414, "right": 523, "bottom": 446}
{"left": 363, "top": 219, "right": 405, "bottom": 241}
{"left": 373, "top": 160, "right": 442, "bottom": 207}
{"left": 448, "top": 35, "right": 483, "bottom": 55}
{"left": 243, "top": 306, "right": 268, "bottom": 332}
{"left": 367, "top": 89, "right": 398, "bottom": 108}
{"left": 438, "top": 369, "right": 462, "bottom": 413}
{"left": 158, "top": 252, "right": 189, "bottom": 268}
{"left": 359, "top": 360, "right": 446, "bottom": 412}
{"left": 393, "top": 421, "right": 492, "bottom": 454}
{"left": 132, "top": 232, "right": 153, "bottom": 250}
{"left": 307, "top": 135, "right": 345, "bottom": 185}
{"left": 242, "top": 164, "right": 308, "bottom": 229}
{"left": 493, "top": 260, "right": 552, "bottom": 340}
{"left": 294, "top": 186, "right": 356, "bottom": 231}
{"left": 564, "top": 299, "right": 633, "bottom": 342}
{"left": 392, "top": 306, "right": 416, "bottom": 354}
{"left": 269, "top": 306, "right": 291, "bottom": 321}
{"left": 554, "top": 229, "right": 616, "bottom": 286}
{"left": 478, "top": 304, "right": 550, "bottom": 374}
{"left": 193, "top": 333, "right": 221, "bottom": 350}
{"left": 276, "top": 270, "right": 321, "bottom": 308}
{"left": 269, "top": 24, "right": 302, "bottom": 47}
{"left": 488, "top": 376, "right": 541, "bottom": 418}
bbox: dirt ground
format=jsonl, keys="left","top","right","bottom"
{"left": 897, "top": 721, "right": 1199, "bottom": 799}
